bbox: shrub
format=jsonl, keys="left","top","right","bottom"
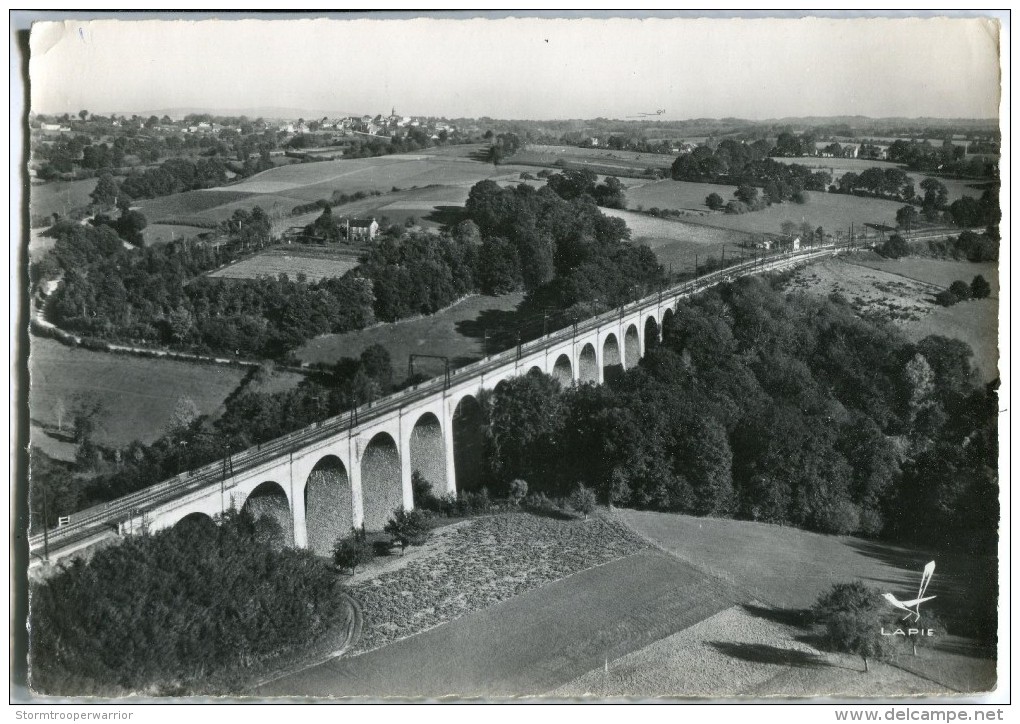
{"left": 948, "top": 280, "right": 972, "bottom": 301}
{"left": 333, "top": 528, "right": 375, "bottom": 573}
{"left": 411, "top": 471, "right": 443, "bottom": 512}
{"left": 705, "top": 192, "right": 725, "bottom": 211}
{"left": 970, "top": 275, "right": 992, "bottom": 299}
{"left": 384, "top": 507, "right": 434, "bottom": 553}
{"left": 568, "top": 484, "right": 598, "bottom": 520}
{"left": 812, "top": 582, "right": 894, "bottom": 672}
{"left": 523, "top": 491, "right": 559, "bottom": 514}
{"left": 509, "top": 479, "right": 528, "bottom": 505}
{"left": 879, "top": 234, "right": 910, "bottom": 259}
{"left": 934, "top": 290, "right": 959, "bottom": 307}
{"left": 455, "top": 488, "right": 494, "bottom": 516}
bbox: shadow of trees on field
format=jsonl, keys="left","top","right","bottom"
{"left": 425, "top": 205, "right": 469, "bottom": 230}
{"left": 709, "top": 641, "right": 831, "bottom": 669}
{"left": 456, "top": 308, "right": 527, "bottom": 355}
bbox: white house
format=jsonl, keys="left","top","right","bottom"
{"left": 346, "top": 217, "right": 380, "bottom": 242}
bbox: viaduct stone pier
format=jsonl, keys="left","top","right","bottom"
{"left": 29, "top": 245, "right": 842, "bottom": 565}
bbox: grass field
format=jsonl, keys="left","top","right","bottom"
{"left": 601, "top": 207, "right": 751, "bottom": 272}
{"left": 594, "top": 509, "right": 998, "bottom": 695}
{"left": 143, "top": 223, "right": 211, "bottom": 245}
{"left": 137, "top": 189, "right": 255, "bottom": 223}
{"left": 29, "top": 336, "right": 248, "bottom": 448}
{"left": 679, "top": 190, "right": 904, "bottom": 236}
{"left": 207, "top": 247, "right": 362, "bottom": 282}
{"left": 512, "top": 144, "right": 675, "bottom": 175}
{"left": 261, "top": 508, "right": 994, "bottom": 698}
{"left": 29, "top": 178, "right": 103, "bottom": 225}
{"left": 625, "top": 179, "right": 737, "bottom": 213}
{"left": 136, "top": 153, "right": 532, "bottom": 228}
{"left": 788, "top": 256, "right": 999, "bottom": 382}
{"left": 276, "top": 184, "right": 478, "bottom": 236}
{"left": 295, "top": 292, "right": 524, "bottom": 370}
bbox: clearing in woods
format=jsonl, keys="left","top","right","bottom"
{"left": 295, "top": 292, "right": 525, "bottom": 370}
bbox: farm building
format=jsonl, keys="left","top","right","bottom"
{"left": 346, "top": 217, "right": 379, "bottom": 242}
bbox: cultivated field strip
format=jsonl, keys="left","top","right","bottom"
{"left": 29, "top": 244, "right": 845, "bottom": 558}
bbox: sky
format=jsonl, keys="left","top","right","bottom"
{"left": 27, "top": 15, "right": 1002, "bottom": 120}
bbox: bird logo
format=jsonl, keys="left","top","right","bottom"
{"left": 883, "top": 561, "right": 936, "bottom": 622}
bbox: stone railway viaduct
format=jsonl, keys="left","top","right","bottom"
{"left": 29, "top": 245, "right": 843, "bottom": 565}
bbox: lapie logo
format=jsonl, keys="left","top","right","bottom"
{"left": 883, "top": 561, "right": 936, "bottom": 623}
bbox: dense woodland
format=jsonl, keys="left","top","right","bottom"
{"left": 29, "top": 508, "right": 352, "bottom": 695}
{"left": 480, "top": 275, "right": 998, "bottom": 556}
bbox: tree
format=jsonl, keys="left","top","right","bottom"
{"left": 568, "top": 484, "right": 597, "bottom": 519}
{"left": 333, "top": 528, "right": 375, "bottom": 573}
{"left": 879, "top": 234, "right": 910, "bottom": 259}
{"left": 509, "top": 479, "right": 528, "bottom": 505}
{"left": 812, "top": 582, "right": 894, "bottom": 672}
{"left": 487, "top": 373, "right": 567, "bottom": 486}
{"left": 895, "top": 205, "right": 919, "bottom": 234}
{"left": 384, "top": 507, "right": 434, "bottom": 553}
{"left": 920, "top": 177, "right": 949, "bottom": 210}
{"left": 78, "top": 109, "right": 88, "bottom": 121}
{"left": 90, "top": 174, "right": 121, "bottom": 209}
{"left": 934, "top": 290, "right": 959, "bottom": 307}
{"left": 948, "top": 280, "right": 972, "bottom": 301}
{"left": 359, "top": 344, "right": 393, "bottom": 390}
{"left": 734, "top": 185, "right": 758, "bottom": 206}
{"left": 970, "top": 275, "right": 992, "bottom": 299}
{"left": 705, "top": 192, "right": 725, "bottom": 210}
{"left": 115, "top": 210, "right": 148, "bottom": 245}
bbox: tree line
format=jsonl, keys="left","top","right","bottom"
{"left": 29, "top": 506, "right": 352, "bottom": 696}
{"left": 477, "top": 275, "right": 997, "bottom": 555}
{"left": 671, "top": 141, "right": 833, "bottom": 198}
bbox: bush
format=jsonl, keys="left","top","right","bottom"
{"left": 879, "top": 234, "right": 910, "bottom": 259}
{"left": 948, "top": 280, "right": 972, "bottom": 301}
{"left": 934, "top": 290, "right": 959, "bottom": 307}
{"left": 970, "top": 275, "right": 992, "bottom": 299}
{"left": 455, "top": 488, "right": 494, "bottom": 516}
{"left": 411, "top": 471, "right": 443, "bottom": 512}
{"left": 333, "top": 528, "right": 375, "bottom": 573}
{"left": 568, "top": 484, "right": 598, "bottom": 519}
{"left": 384, "top": 507, "right": 434, "bottom": 553}
{"left": 509, "top": 479, "right": 528, "bottom": 505}
{"left": 523, "top": 491, "right": 560, "bottom": 515}
{"left": 705, "top": 192, "right": 725, "bottom": 211}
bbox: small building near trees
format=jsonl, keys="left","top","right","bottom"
{"left": 346, "top": 217, "right": 379, "bottom": 242}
